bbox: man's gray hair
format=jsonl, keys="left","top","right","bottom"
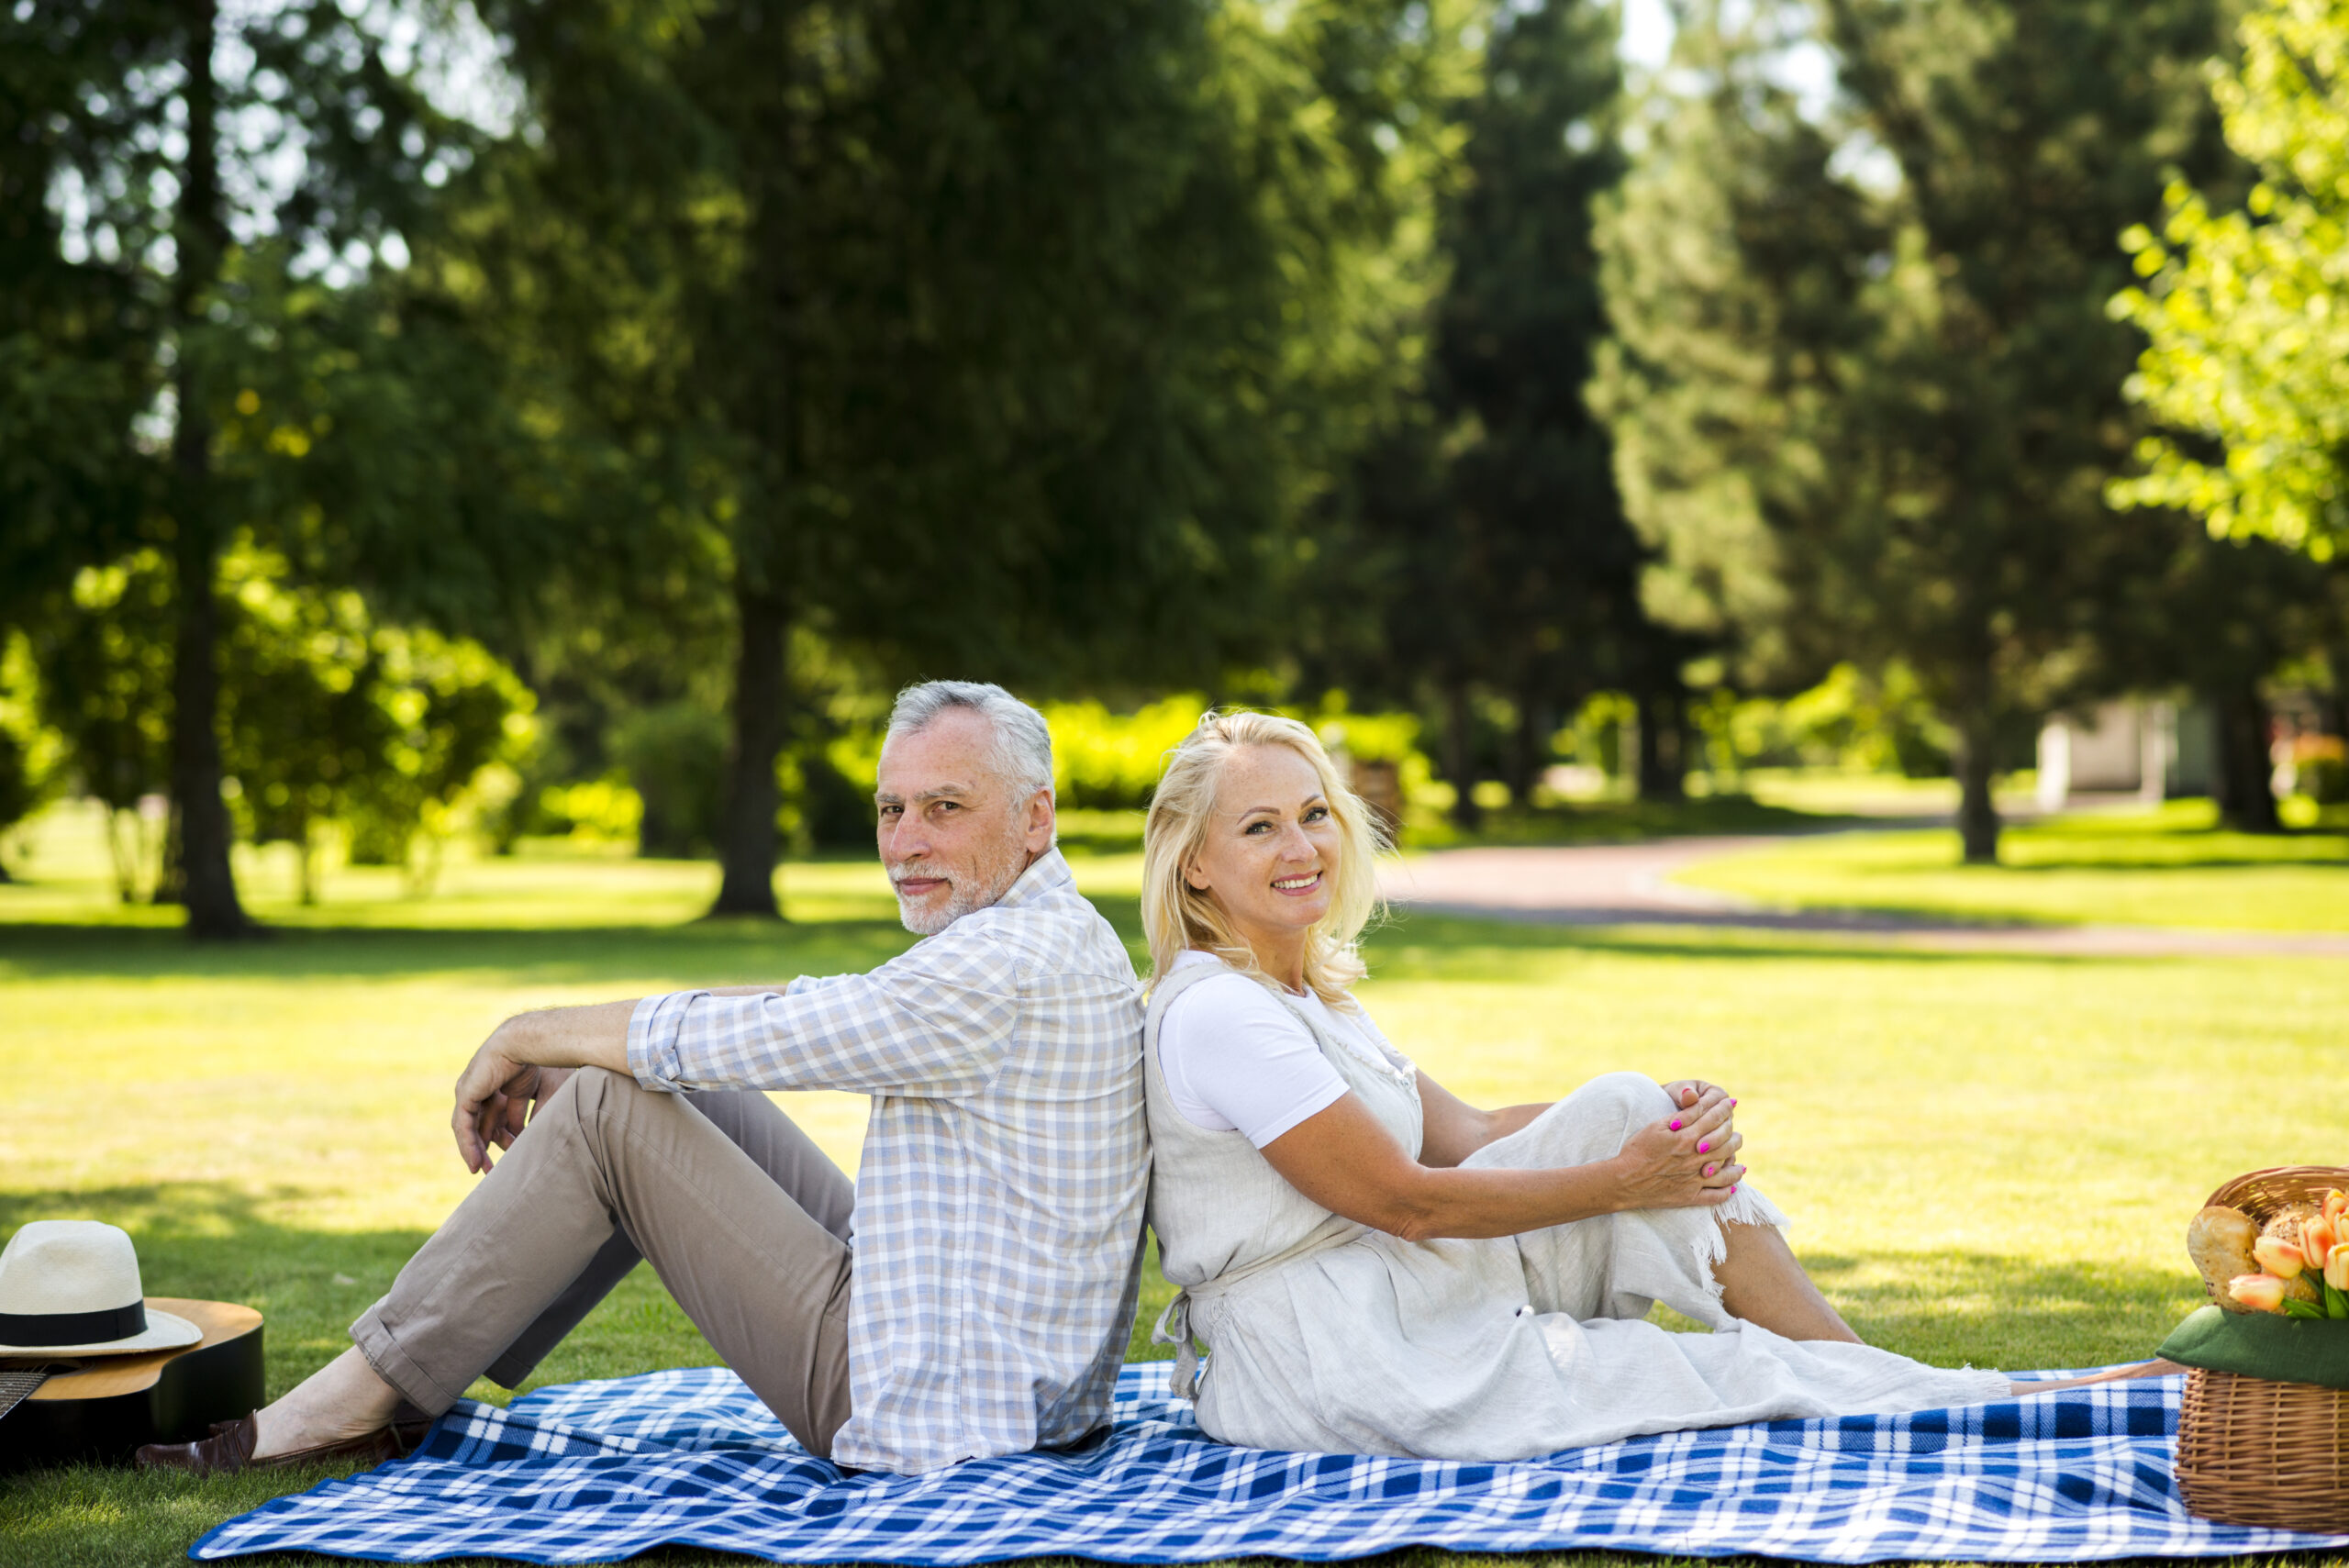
{"left": 885, "top": 681, "right": 1056, "bottom": 799}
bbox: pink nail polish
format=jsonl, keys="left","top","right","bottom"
{"left": 1670, "top": 1120, "right": 1682, "bottom": 1131}
{"left": 1698, "top": 1141, "right": 1710, "bottom": 1153}
{"left": 1704, "top": 1164, "right": 1717, "bottom": 1177}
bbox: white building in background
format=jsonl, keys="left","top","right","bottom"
{"left": 2035, "top": 700, "right": 2217, "bottom": 810}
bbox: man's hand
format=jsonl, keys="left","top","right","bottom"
{"left": 451, "top": 1002, "right": 635, "bottom": 1173}
{"left": 452, "top": 1029, "right": 539, "bottom": 1173}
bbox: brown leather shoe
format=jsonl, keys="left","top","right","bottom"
{"left": 208, "top": 1400, "right": 435, "bottom": 1446}
{"left": 138, "top": 1412, "right": 410, "bottom": 1477}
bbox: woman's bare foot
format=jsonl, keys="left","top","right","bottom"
{"left": 250, "top": 1346, "right": 406, "bottom": 1459}
{"left": 2009, "top": 1358, "right": 2184, "bottom": 1396}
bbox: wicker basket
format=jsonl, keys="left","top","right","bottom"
{"left": 2172, "top": 1166, "right": 2349, "bottom": 1533}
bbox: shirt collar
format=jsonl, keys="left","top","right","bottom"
{"left": 987, "top": 845, "right": 1074, "bottom": 911}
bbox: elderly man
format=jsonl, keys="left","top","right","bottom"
{"left": 140, "top": 681, "right": 1147, "bottom": 1477}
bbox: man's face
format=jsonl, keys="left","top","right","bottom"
{"left": 874, "top": 708, "right": 1055, "bottom": 936}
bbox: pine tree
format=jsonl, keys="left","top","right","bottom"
{"left": 1329, "top": 0, "right": 1668, "bottom": 822}
{"left": 1599, "top": 0, "right": 2233, "bottom": 860}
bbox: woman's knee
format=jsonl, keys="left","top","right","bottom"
{"left": 1567, "top": 1071, "right": 1675, "bottom": 1126}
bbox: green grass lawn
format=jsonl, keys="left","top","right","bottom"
{"left": 3, "top": 809, "right": 2346, "bottom": 1566}
{"left": 1675, "top": 798, "right": 2349, "bottom": 931}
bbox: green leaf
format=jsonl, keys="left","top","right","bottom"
{"left": 2281, "top": 1298, "right": 2326, "bottom": 1320}
{"left": 2327, "top": 1286, "right": 2349, "bottom": 1321}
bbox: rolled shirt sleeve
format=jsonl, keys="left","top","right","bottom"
{"left": 628, "top": 924, "right": 1024, "bottom": 1096}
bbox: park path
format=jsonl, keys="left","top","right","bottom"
{"left": 1375, "top": 837, "right": 2349, "bottom": 958}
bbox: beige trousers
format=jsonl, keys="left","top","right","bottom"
{"left": 351, "top": 1067, "right": 856, "bottom": 1457}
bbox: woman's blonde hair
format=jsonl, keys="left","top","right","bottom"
{"left": 1141, "top": 709, "right": 1389, "bottom": 1007}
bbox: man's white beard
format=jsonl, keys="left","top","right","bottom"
{"left": 892, "top": 829, "right": 1030, "bottom": 936}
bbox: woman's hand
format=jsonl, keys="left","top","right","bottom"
{"left": 1660, "top": 1079, "right": 1719, "bottom": 1112}
{"left": 1608, "top": 1086, "right": 1745, "bottom": 1211}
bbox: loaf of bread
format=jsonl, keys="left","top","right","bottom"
{"left": 2187, "top": 1205, "right": 2262, "bottom": 1312}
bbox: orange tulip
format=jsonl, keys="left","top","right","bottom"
{"left": 2301, "top": 1215, "right": 2339, "bottom": 1272}
{"left": 2231, "top": 1273, "right": 2288, "bottom": 1313}
{"left": 2329, "top": 1242, "right": 2349, "bottom": 1295}
{"left": 2254, "top": 1235, "right": 2307, "bottom": 1278}
{"left": 2325, "top": 1189, "right": 2348, "bottom": 1226}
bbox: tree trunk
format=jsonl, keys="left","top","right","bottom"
{"left": 162, "top": 0, "right": 250, "bottom": 940}
{"left": 1635, "top": 688, "right": 1686, "bottom": 802}
{"left": 1442, "top": 681, "right": 1482, "bottom": 831}
{"left": 709, "top": 575, "right": 788, "bottom": 917}
{"left": 2323, "top": 641, "right": 2349, "bottom": 743}
{"left": 1954, "top": 710, "right": 2000, "bottom": 864}
{"left": 2210, "top": 680, "right": 2281, "bottom": 833}
{"left": 1503, "top": 695, "right": 1548, "bottom": 806}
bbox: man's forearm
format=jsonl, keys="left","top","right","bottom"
{"left": 495, "top": 1000, "right": 636, "bottom": 1074}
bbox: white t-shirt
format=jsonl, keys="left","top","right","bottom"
{"left": 1157, "top": 951, "right": 1417, "bottom": 1148}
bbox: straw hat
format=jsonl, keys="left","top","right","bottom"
{"left": 0, "top": 1221, "right": 202, "bottom": 1357}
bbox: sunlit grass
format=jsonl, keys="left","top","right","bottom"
{"left": 1674, "top": 798, "right": 2349, "bottom": 930}
{"left": 4, "top": 816, "right": 2346, "bottom": 1565}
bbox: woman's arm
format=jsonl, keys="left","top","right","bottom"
{"left": 1415, "top": 1073, "right": 1552, "bottom": 1167}
{"left": 1259, "top": 1086, "right": 1745, "bottom": 1243}
{"left": 1415, "top": 1073, "right": 1729, "bottom": 1167}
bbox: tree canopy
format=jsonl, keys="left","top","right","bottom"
{"left": 1599, "top": 0, "right": 2236, "bottom": 860}
{"left": 2115, "top": 0, "right": 2349, "bottom": 563}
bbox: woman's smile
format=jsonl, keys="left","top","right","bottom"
{"left": 1272, "top": 871, "right": 1323, "bottom": 895}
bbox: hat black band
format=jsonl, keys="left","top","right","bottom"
{"left": 0, "top": 1301, "right": 147, "bottom": 1346}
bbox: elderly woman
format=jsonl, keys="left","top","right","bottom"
{"left": 1141, "top": 710, "right": 2169, "bottom": 1461}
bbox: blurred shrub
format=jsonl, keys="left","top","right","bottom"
{"left": 1312, "top": 706, "right": 1419, "bottom": 765}
{"left": 0, "top": 633, "right": 63, "bottom": 879}
{"left": 611, "top": 704, "right": 728, "bottom": 859}
{"left": 1557, "top": 692, "right": 1636, "bottom": 778}
{"left": 2284, "top": 733, "right": 2348, "bottom": 805}
{"left": 212, "top": 552, "right": 535, "bottom": 895}
{"left": 1043, "top": 695, "right": 1207, "bottom": 809}
{"left": 343, "top": 630, "right": 534, "bottom": 884}
{"left": 538, "top": 776, "right": 646, "bottom": 843}
{"left": 1695, "top": 663, "right": 1952, "bottom": 778}
{"left": 787, "top": 747, "right": 874, "bottom": 852}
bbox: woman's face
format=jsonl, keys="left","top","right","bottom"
{"left": 1185, "top": 743, "right": 1342, "bottom": 946}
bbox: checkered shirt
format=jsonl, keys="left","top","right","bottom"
{"left": 626, "top": 849, "right": 1147, "bottom": 1475}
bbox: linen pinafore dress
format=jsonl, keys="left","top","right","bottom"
{"left": 1143, "top": 958, "right": 2009, "bottom": 1460}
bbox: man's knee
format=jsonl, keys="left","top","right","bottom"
{"left": 538, "top": 1064, "right": 654, "bottom": 1148}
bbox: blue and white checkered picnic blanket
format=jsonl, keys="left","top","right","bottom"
{"left": 191, "top": 1362, "right": 2349, "bottom": 1563}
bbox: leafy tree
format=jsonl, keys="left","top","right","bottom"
{"left": 1598, "top": 0, "right": 2232, "bottom": 861}
{"left": 217, "top": 561, "right": 389, "bottom": 902}
{"left": 482, "top": 0, "right": 1468, "bottom": 913}
{"left": 2114, "top": 0, "right": 2349, "bottom": 563}
{"left": 5, "top": 0, "right": 569, "bottom": 935}
{"left": 28, "top": 553, "right": 176, "bottom": 899}
{"left": 217, "top": 555, "right": 530, "bottom": 899}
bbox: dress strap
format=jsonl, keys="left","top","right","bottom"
{"left": 1150, "top": 1294, "right": 1205, "bottom": 1400}
{"left": 1149, "top": 1216, "right": 1364, "bottom": 1400}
